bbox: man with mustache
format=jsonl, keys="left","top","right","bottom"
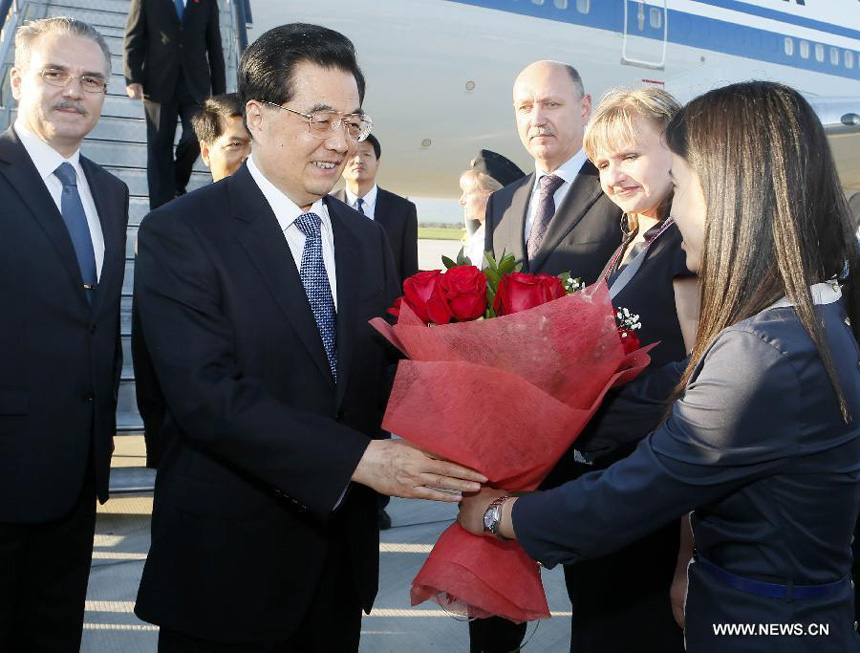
{"left": 476, "top": 60, "right": 621, "bottom": 652}
{"left": 333, "top": 134, "right": 419, "bottom": 286}
{"left": 484, "top": 61, "right": 620, "bottom": 283}
{"left": 132, "top": 23, "right": 485, "bottom": 651}
{"left": 0, "top": 17, "right": 129, "bottom": 650}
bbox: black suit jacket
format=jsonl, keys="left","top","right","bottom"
{"left": 333, "top": 186, "right": 419, "bottom": 284}
{"left": 484, "top": 161, "right": 621, "bottom": 282}
{"left": 0, "top": 128, "right": 129, "bottom": 522}
{"left": 123, "top": 0, "right": 226, "bottom": 103}
{"left": 133, "top": 165, "right": 400, "bottom": 642}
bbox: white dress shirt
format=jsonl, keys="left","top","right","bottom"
{"left": 14, "top": 119, "right": 105, "bottom": 280}
{"left": 523, "top": 149, "right": 589, "bottom": 242}
{"left": 464, "top": 224, "right": 485, "bottom": 267}
{"left": 344, "top": 184, "right": 378, "bottom": 220}
{"left": 247, "top": 155, "right": 338, "bottom": 309}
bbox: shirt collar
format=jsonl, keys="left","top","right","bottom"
{"left": 14, "top": 118, "right": 82, "bottom": 182}
{"left": 768, "top": 281, "right": 842, "bottom": 310}
{"left": 344, "top": 183, "right": 378, "bottom": 210}
{"left": 534, "top": 149, "right": 588, "bottom": 188}
{"left": 247, "top": 155, "right": 328, "bottom": 231}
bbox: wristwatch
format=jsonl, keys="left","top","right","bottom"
{"left": 482, "top": 494, "right": 511, "bottom": 539}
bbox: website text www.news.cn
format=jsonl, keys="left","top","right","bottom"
{"left": 712, "top": 623, "right": 831, "bottom": 637}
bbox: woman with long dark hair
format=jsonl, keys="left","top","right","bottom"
{"left": 459, "top": 81, "right": 860, "bottom": 651}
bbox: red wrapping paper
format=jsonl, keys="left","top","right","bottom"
{"left": 370, "top": 282, "right": 653, "bottom": 623}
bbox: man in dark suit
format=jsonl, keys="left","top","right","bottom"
{"left": 132, "top": 23, "right": 484, "bottom": 652}
{"left": 123, "top": 0, "right": 226, "bottom": 208}
{"left": 485, "top": 60, "right": 620, "bottom": 284}
{"left": 476, "top": 59, "right": 621, "bottom": 653}
{"left": 333, "top": 133, "right": 419, "bottom": 284}
{"left": 0, "top": 17, "right": 129, "bottom": 651}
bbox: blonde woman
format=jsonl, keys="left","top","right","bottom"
{"left": 459, "top": 150, "right": 524, "bottom": 266}
{"left": 538, "top": 87, "right": 698, "bottom": 653}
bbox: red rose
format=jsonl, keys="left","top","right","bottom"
{"left": 403, "top": 270, "right": 444, "bottom": 323}
{"left": 618, "top": 329, "right": 641, "bottom": 354}
{"left": 493, "top": 272, "right": 566, "bottom": 316}
{"left": 387, "top": 296, "right": 402, "bottom": 318}
{"left": 426, "top": 283, "right": 455, "bottom": 324}
{"left": 437, "top": 265, "right": 488, "bottom": 322}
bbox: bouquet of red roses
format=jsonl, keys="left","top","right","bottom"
{"left": 370, "top": 252, "right": 651, "bottom": 623}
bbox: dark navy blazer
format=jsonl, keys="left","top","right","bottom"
{"left": 515, "top": 295, "right": 860, "bottom": 651}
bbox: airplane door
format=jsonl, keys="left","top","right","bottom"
{"left": 621, "top": 0, "right": 668, "bottom": 70}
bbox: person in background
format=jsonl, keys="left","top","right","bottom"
{"left": 0, "top": 17, "right": 129, "bottom": 650}
{"left": 123, "top": 0, "right": 226, "bottom": 208}
{"left": 484, "top": 60, "right": 620, "bottom": 283}
{"left": 542, "top": 86, "right": 697, "bottom": 653}
{"left": 460, "top": 149, "right": 525, "bottom": 266}
{"left": 474, "top": 57, "right": 622, "bottom": 653}
{"left": 460, "top": 80, "right": 860, "bottom": 653}
{"left": 192, "top": 93, "right": 251, "bottom": 182}
{"left": 333, "top": 133, "right": 419, "bottom": 284}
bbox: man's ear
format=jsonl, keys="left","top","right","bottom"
{"left": 10, "top": 67, "right": 22, "bottom": 101}
{"left": 245, "top": 100, "right": 265, "bottom": 138}
{"left": 199, "top": 140, "right": 212, "bottom": 168}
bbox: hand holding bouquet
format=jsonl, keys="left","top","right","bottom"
{"left": 370, "top": 252, "right": 651, "bottom": 623}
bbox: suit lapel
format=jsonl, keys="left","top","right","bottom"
{"left": 373, "top": 188, "right": 393, "bottom": 230}
{"left": 498, "top": 174, "right": 532, "bottom": 267}
{"left": 0, "top": 129, "right": 88, "bottom": 306}
{"left": 530, "top": 162, "right": 604, "bottom": 272}
{"left": 81, "top": 157, "right": 122, "bottom": 318}
{"left": 327, "top": 198, "right": 359, "bottom": 408}
{"left": 229, "top": 167, "right": 335, "bottom": 387}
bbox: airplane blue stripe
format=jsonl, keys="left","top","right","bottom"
{"left": 689, "top": 0, "right": 860, "bottom": 42}
{"left": 446, "top": 0, "right": 860, "bottom": 81}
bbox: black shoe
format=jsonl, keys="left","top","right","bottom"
{"left": 378, "top": 508, "right": 392, "bottom": 530}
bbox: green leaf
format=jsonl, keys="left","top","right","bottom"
{"left": 441, "top": 255, "right": 457, "bottom": 270}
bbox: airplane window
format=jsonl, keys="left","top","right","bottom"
{"left": 554, "top": 0, "right": 569, "bottom": 8}
{"left": 650, "top": 8, "right": 662, "bottom": 29}
{"left": 576, "top": 0, "right": 590, "bottom": 14}
{"left": 799, "top": 40, "right": 810, "bottom": 59}
{"left": 531, "top": 0, "right": 545, "bottom": 5}
{"left": 815, "top": 43, "right": 824, "bottom": 62}
{"left": 784, "top": 37, "right": 794, "bottom": 57}
{"left": 845, "top": 51, "right": 855, "bottom": 69}
{"left": 830, "top": 48, "right": 839, "bottom": 66}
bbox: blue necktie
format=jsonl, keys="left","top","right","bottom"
{"left": 355, "top": 198, "right": 365, "bottom": 216}
{"left": 54, "top": 163, "right": 97, "bottom": 302}
{"left": 294, "top": 212, "right": 338, "bottom": 382}
{"left": 174, "top": 0, "right": 184, "bottom": 20}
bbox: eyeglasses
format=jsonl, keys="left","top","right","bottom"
{"left": 261, "top": 100, "right": 373, "bottom": 142}
{"left": 40, "top": 68, "right": 107, "bottom": 94}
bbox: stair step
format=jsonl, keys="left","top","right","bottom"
{"left": 46, "top": 5, "right": 129, "bottom": 30}
{"left": 55, "top": 0, "right": 134, "bottom": 15}
{"left": 116, "top": 410, "right": 144, "bottom": 434}
{"left": 118, "top": 378, "right": 137, "bottom": 412}
{"left": 109, "top": 466, "right": 155, "bottom": 494}
{"left": 103, "top": 166, "right": 211, "bottom": 198}
{"left": 127, "top": 224, "right": 139, "bottom": 257}
{"left": 82, "top": 138, "right": 209, "bottom": 171}
{"left": 121, "top": 296, "right": 133, "bottom": 335}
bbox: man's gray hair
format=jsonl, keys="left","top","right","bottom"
{"left": 560, "top": 63, "right": 585, "bottom": 98}
{"left": 15, "top": 16, "right": 112, "bottom": 74}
